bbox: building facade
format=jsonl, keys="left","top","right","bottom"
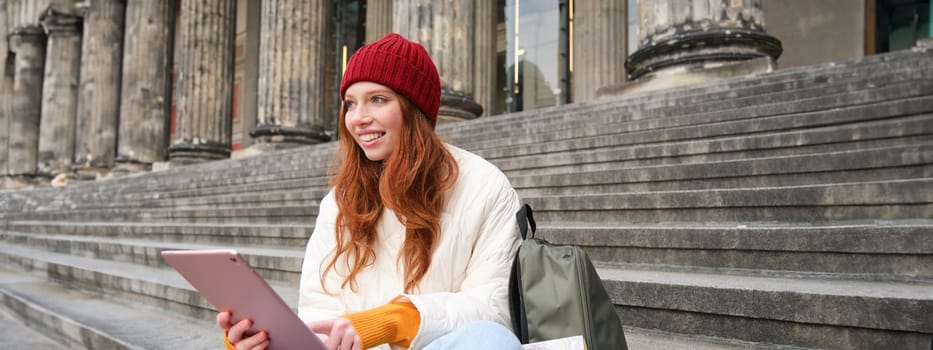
{"left": 0, "top": 0, "right": 930, "bottom": 188}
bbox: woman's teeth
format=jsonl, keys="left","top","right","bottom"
{"left": 361, "top": 133, "right": 385, "bottom": 142}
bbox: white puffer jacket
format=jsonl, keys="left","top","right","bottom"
{"left": 298, "top": 144, "right": 522, "bottom": 349}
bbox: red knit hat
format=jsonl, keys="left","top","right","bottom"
{"left": 340, "top": 33, "right": 441, "bottom": 127}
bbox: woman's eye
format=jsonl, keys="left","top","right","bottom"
{"left": 372, "top": 96, "right": 386, "bottom": 103}
{"left": 344, "top": 100, "right": 355, "bottom": 108}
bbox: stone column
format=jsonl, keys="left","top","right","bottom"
{"left": 574, "top": 0, "right": 628, "bottom": 101}
{"left": 473, "top": 0, "right": 496, "bottom": 116}
{"left": 249, "top": 1, "right": 329, "bottom": 148}
{"left": 365, "top": 0, "right": 392, "bottom": 42}
{"left": 0, "top": 0, "right": 12, "bottom": 179}
{"left": 73, "top": 0, "right": 126, "bottom": 178}
{"left": 393, "top": 0, "right": 483, "bottom": 122}
{"left": 623, "top": 0, "right": 782, "bottom": 87}
{"left": 114, "top": 0, "right": 175, "bottom": 173}
{"left": 8, "top": 25, "right": 46, "bottom": 178}
{"left": 169, "top": 0, "right": 236, "bottom": 164}
{"left": 37, "top": 8, "right": 82, "bottom": 177}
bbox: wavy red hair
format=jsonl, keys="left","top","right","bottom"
{"left": 323, "top": 93, "right": 458, "bottom": 293}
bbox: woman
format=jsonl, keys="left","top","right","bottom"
{"left": 219, "top": 33, "right": 523, "bottom": 350}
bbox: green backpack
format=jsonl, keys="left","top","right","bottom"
{"left": 508, "top": 204, "right": 628, "bottom": 350}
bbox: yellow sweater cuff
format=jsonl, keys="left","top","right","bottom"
{"left": 342, "top": 300, "right": 421, "bottom": 349}
{"left": 223, "top": 330, "right": 236, "bottom": 350}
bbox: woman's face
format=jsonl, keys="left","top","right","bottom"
{"left": 344, "top": 82, "right": 406, "bottom": 161}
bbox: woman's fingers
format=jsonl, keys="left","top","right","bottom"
{"left": 308, "top": 318, "right": 361, "bottom": 350}
{"left": 227, "top": 318, "right": 253, "bottom": 343}
{"left": 248, "top": 339, "right": 270, "bottom": 350}
{"left": 217, "top": 311, "right": 232, "bottom": 329}
{"left": 340, "top": 329, "right": 361, "bottom": 350}
{"left": 236, "top": 331, "right": 268, "bottom": 350}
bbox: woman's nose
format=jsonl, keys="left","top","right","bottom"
{"left": 347, "top": 107, "right": 371, "bottom": 126}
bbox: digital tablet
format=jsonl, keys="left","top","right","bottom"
{"left": 161, "top": 249, "right": 326, "bottom": 350}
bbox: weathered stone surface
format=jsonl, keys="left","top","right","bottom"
{"left": 74, "top": 0, "right": 126, "bottom": 175}
{"left": 573, "top": 0, "right": 628, "bottom": 102}
{"left": 626, "top": 0, "right": 782, "bottom": 81}
{"left": 365, "top": 0, "right": 392, "bottom": 42}
{"left": 169, "top": 0, "right": 236, "bottom": 164}
{"left": 37, "top": 9, "right": 82, "bottom": 177}
{"left": 249, "top": 1, "right": 329, "bottom": 147}
{"left": 393, "top": 0, "right": 482, "bottom": 121}
{"left": 5, "top": 0, "right": 53, "bottom": 30}
{"left": 472, "top": 0, "right": 496, "bottom": 116}
{"left": 0, "top": 269, "right": 219, "bottom": 349}
{"left": 0, "top": 0, "right": 12, "bottom": 177}
{"left": 115, "top": 0, "right": 174, "bottom": 172}
{"left": 8, "top": 26, "right": 47, "bottom": 177}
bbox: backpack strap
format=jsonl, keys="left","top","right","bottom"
{"left": 510, "top": 204, "right": 535, "bottom": 343}
{"left": 516, "top": 204, "right": 537, "bottom": 240}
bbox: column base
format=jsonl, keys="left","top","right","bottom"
{"left": 168, "top": 142, "right": 230, "bottom": 165}
{"left": 438, "top": 91, "right": 484, "bottom": 123}
{"left": 249, "top": 124, "right": 330, "bottom": 146}
{"left": 1, "top": 175, "right": 50, "bottom": 189}
{"left": 599, "top": 56, "right": 776, "bottom": 97}
{"left": 625, "top": 28, "right": 782, "bottom": 81}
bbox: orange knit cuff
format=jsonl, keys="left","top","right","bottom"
{"left": 342, "top": 299, "right": 421, "bottom": 349}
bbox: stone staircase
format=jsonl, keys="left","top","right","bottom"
{"left": 0, "top": 46, "right": 931, "bottom": 349}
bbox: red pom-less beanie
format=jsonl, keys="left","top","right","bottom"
{"left": 340, "top": 33, "right": 441, "bottom": 128}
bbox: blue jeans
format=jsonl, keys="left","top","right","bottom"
{"left": 424, "top": 321, "right": 523, "bottom": 350}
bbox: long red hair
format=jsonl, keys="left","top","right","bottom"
{"left": 323, "top": 94, "right": 458, "bottom": 293}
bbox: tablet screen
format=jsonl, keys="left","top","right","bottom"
{"left": 162, "top": 249, "right": 326, "bottom": 350}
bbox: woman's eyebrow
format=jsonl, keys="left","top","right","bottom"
{"left": 345, "top": 89, "right": 394, "bottom": 99}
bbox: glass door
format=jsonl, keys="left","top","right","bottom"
{"left": 505, "top": 0, "right": 571, "bottom": 113}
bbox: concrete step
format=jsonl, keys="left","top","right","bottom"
{"left": 600, "top": 265, "right": 933, "bottom": 349}
{"left": 7, "top": 83, "right": 929, "bottom": 212}
{"left": 476, "top": 87, "right": 933, "bottom": 161}
{"left": 0, "top": 242, "right": 300, "bottom": 322}
{"left": 622, "top": 327, "right": 815, "bottom": 350}
{"left": 0, "top": 231, "right": 305, "bottom": 282}
{"left": 22, "top": 187, "right": 327, "bottom": 212}
{"left": 498, "top": 115, "right": 932, "bottom": 176}
{"left": 74, "top": 147, "right": 334, "bottom": 194}
{"left": 455, "top": 63, "right": 933, "bottom": 151}
{"left": 4, "top": 235, "right": 926, "bottom": 350}
{"left": 5, "top": 109, "right": 928, "bottom": 214}
{"left": 2, "top": 204, "right": 318, "bottom": 224}
{"left": 513, "top": 143, "right": 933, "bottom": 195}
{"left": 0, "top": 267, "right": 219, "bottom": 349}
{"left": 58, "top": 141, "right": 933, "bottom": 210}
{"left": 0, "top": 222, "right": 312, "bottom": 247}
{"left": 443, "top": 46, "right": 933, "bottom": 141}
{"left": 101, "top": 161, "right": 331, "bottom": 198}
{"left": 536, "top": 222, "right": 933, "bottom": 281}
{"left": 524, "top": 178, "right": 933, "bottom": 224}
{"left": 0, "top": 270, "right": 811, "bottom": 350}
{"left": 0, "top": 297, "right": 68, "bottom": 350}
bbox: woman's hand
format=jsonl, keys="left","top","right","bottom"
{"left": 308, "top": 317, "right": 362, "bottom": 350}
{"left": 217, "top": 311, "right": 270, "bottom": 350}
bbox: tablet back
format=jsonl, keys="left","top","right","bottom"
{"left": 161, "top": 249, "right": 326, "bottom": 350}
